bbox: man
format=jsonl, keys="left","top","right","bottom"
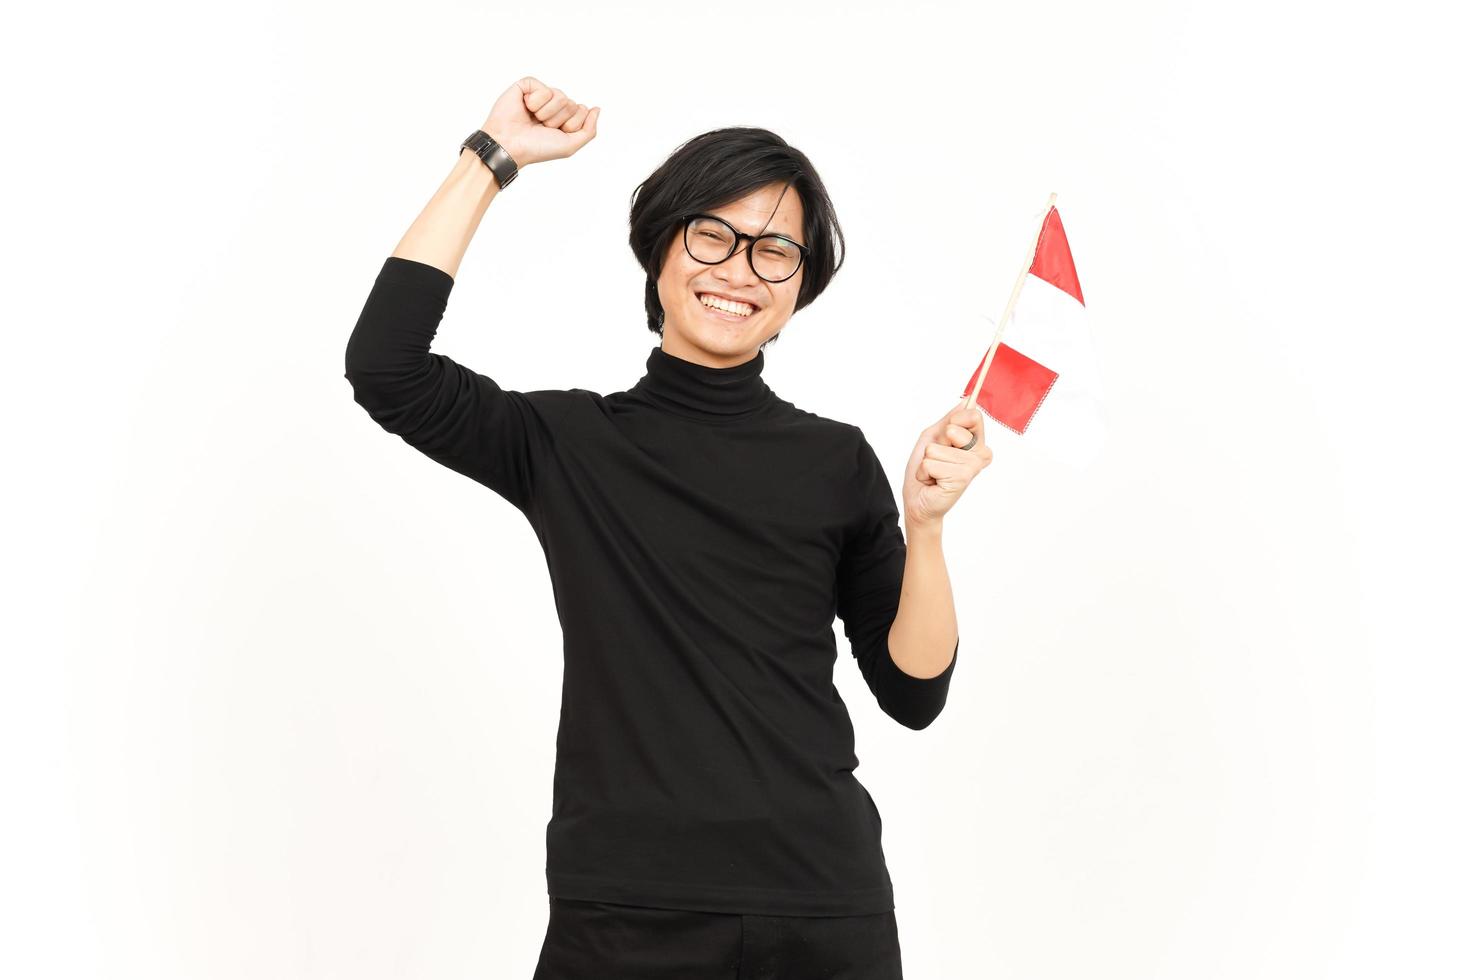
{"left": 344, "top": 76, "right": 992, "bottom": 979}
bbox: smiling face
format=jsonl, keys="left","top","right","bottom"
{"left": 655, "top": 181, "right": 806, "bottom": 368}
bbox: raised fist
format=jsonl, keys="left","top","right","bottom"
{"left": 481, "top": 77, "right": 600, "bottom": 168}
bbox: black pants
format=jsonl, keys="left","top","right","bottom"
{"left": 532, "top": 896, "right": 904, "bottom": 980}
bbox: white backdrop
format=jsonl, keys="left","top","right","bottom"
{"left": 5, "top": 1, "right": 1466, "bottom": 978}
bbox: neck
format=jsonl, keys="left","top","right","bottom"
{"left": 629, "top": 342, "right": 776, "bottom": 421}
{"left": 659, "top": 333, "right": 762, "bottom": 370}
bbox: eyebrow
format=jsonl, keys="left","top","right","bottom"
{"left": 710, "top": 214, "right": 803, "bottom": 246}
{"left": 722, "top": 217, "right": 774, "bottom": 237}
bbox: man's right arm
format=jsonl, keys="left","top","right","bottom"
{"left": 342, "top": 77, "right": 600, "bottom": 512}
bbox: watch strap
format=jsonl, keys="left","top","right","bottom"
{"left": 459, "top": 129, "right": 519, "bottom": 189}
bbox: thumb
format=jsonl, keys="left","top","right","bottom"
{"left": 572, "top": 106, "right": 600, "bottom": 146}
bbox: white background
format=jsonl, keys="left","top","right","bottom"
{"left": 5, "top": 1, "right": 1466, "bottom": 977}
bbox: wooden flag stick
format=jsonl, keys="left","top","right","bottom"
{"left": 963, "top": 192, "right": 1058, "bottom": 411}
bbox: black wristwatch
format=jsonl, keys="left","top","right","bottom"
{"left": 459, "top": 129, "right": 519, "bottom": 189}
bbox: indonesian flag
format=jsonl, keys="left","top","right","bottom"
{"left": 961, "top": 205, "right": 1106, "bottom": 468}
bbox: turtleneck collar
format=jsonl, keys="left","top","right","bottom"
{"left": 629, "top": 344, "right": 777, "bottom": 421}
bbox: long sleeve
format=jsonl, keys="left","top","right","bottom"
{"left": 834, "top": 431, "right": 958, "bottom": 730}
{"left": 343, "top": 256, "right": 561, "bottom": 516}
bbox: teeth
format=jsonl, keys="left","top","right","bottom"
{"left": 700, "top": 293, "right": 753, "bottom": 316}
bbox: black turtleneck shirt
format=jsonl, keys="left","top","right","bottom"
{"left": 343, "top": 256, "right": 958, "bottom": 916}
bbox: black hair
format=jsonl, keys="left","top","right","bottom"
{"left": 627, "top": 127, "right": 846, "bottom": 350}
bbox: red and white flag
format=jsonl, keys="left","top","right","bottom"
{"left": 961, "top": 205, "right": 1105, "bottom": 468}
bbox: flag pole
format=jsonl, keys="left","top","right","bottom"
{"left": 963, "top": 192, "right": 1058, "bottom": 411}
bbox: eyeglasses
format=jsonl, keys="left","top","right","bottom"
{"left": 681, "top": 213, "right": 809, "bottom": 284}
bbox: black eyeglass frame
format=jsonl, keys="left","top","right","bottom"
{"left": 680, "top": 213, "right": 811, "bottom": 284}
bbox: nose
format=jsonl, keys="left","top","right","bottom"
{"left": 711, "top": 244, "right": 762, "bottom": 290}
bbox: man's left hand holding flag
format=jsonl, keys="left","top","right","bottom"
{"left": 903, "top": 399, "right": 992, "bottom": 528}
{"left": 877, "top": 399, "right": 989, "bottom": 694}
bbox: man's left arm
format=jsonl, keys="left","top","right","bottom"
{"left": 888, "top": 520, "right": 959, "bottom": 681}
{"left": 890, "top": 399, "right": 993, "bottom": 682}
